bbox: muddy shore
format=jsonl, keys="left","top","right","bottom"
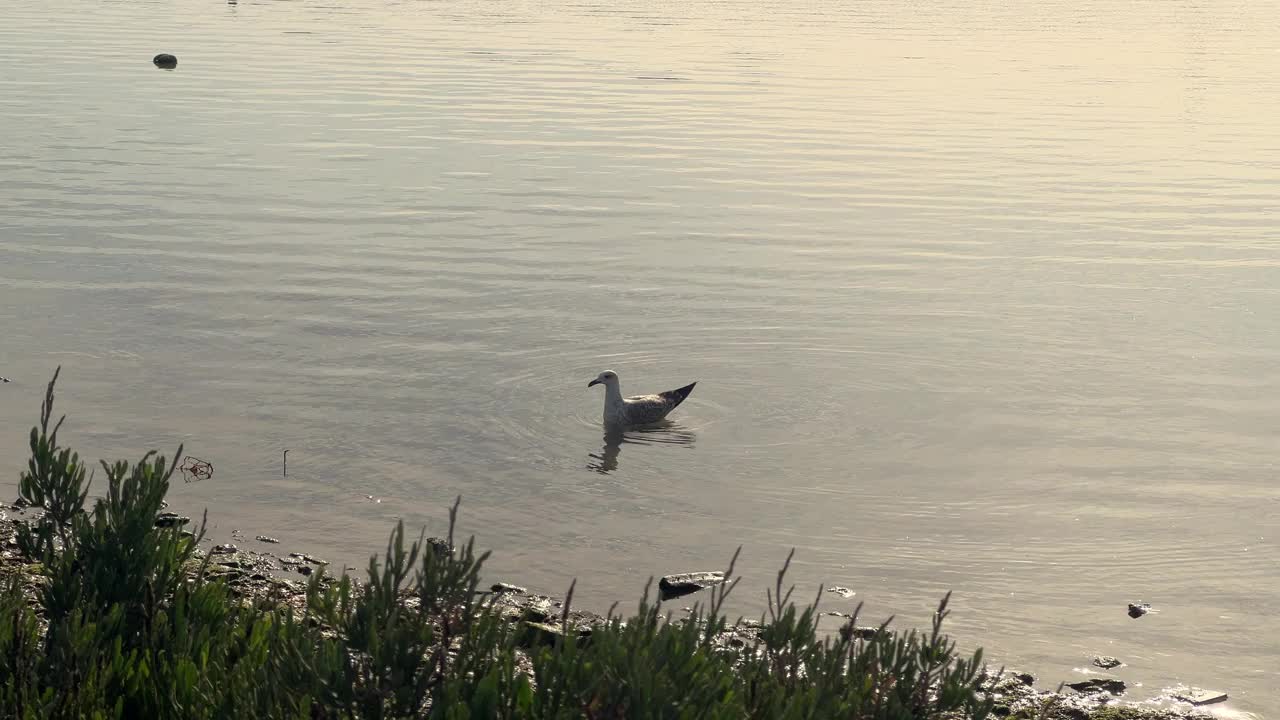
{"left": 0, "top": 506, "right": 1228, "bottom": 719}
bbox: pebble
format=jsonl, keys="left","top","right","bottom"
{"left": 1092, "top": 656, "right": 1123, "bottom": 670}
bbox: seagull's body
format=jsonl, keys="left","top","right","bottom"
{"left": 588, "top": 370, "right": 696, "bottom": 427}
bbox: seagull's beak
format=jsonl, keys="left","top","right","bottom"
{"left": 587, "top": 378, "right": 601, "bottom": 388}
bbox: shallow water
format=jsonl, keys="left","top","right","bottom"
{"left": 2, "top": 0, "right": 1278, "bottom": 712}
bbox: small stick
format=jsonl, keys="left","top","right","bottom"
{"left": 283, "top": 449, "right": 289, "bottom": 477}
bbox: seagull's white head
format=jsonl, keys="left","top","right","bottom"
{"left": 587, "top": 370, "right": 619, "bottom": 389}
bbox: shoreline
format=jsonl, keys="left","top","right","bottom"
{"left": 0, "top": 504, "right": 1229, "bottom": 719}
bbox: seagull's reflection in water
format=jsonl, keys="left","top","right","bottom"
{"left": 587, "top": 422, "right": 696, "bottom": 474}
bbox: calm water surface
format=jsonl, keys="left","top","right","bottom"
{"left": 2, "top": 0, "right": 1278, "bottom": 712}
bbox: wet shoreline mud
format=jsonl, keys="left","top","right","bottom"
{"left": 0, "top": 506, "right": 1233, "bottom": 719}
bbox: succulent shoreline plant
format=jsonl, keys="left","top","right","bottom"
{"left": 1, "top": 369, "right": 993, "bottom": 719}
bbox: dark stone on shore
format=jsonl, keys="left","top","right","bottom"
{"left": 491, "top": 582, "right": 527, "bottom": 594}
{"left": 1013, "top": 672, "right": 1035, "bottom": 686}
{"left": 296, "top": 565, "right": 313, "bottom": 576}
{"left": 153, "top": 53, "right": 177, "bottom": 69}
{"left": 1127, "top": 602, "right": 1151, "bottom": 618}
{"left": 520, "top": 597, "right": 554, "bottom": 623}
{"left": 1093, "top": 655, "right": 1123, "bottom": 670}
{"left": 154, "top": 512, "right": 190, "bottom": 528}
{"left": 658, "top": 571, "right": 725, "bottom": 600}
{"left": 837, "top": 624, "right": 881, "bottom": 641}
{"left": 426, "top": 537, "right": 452, "bottom": 559}
{"left": 1066, "top": 678, "right": 1126, "bottom": 696}
{"left": 519, "top": 620, "right": 591, "bottom": 648}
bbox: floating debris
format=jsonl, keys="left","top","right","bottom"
{"left": 256, "top": 535, "right": 280, "bottom": 544}
{"left": 0, "top": 376, "right": 10, "bottom": 383}
{"left": 153, "top": 53, "right": 177, "bottom": 69}
{"left": 1127, "top": 602, "right": 1151, "bottom": 618}
{"left": 826, "top": 586, "right": 856, "bottom": 599}
{"left": 179, "top": 457, "right": 213, "bottom": 483}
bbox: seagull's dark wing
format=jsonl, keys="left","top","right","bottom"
{"left": 658, "top": 381, "right": 696, "bottom": 406}
{"left": 620, "top": 381, "right": 695, "bottom": 424}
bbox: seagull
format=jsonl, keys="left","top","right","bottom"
{"left": 588, "top": 370, "right": 696, "bottom": 427}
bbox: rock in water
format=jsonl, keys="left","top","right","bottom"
{"left": 1127, "top": 602, "right": 1151, "bottom": 618}
{"left": 1175, "top": 688, "right": 1228, "bottom": 705}
{"left": 658, "top": 571, "right": 725, "bottom": 600}
{"left": 837, "top": 624, "right": 881, "bottom": 641}
{"left": 491, "top": 582, "right": 528, "bottom": 594}
{"left": 1066, "top": 678, "right": 1126, "bottom": 695}
{"left": 153, "top": 53, "right": 177, "bottom": 69}
{"left": 1092, "top": 655, "right": 1123, "bottom": 669}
